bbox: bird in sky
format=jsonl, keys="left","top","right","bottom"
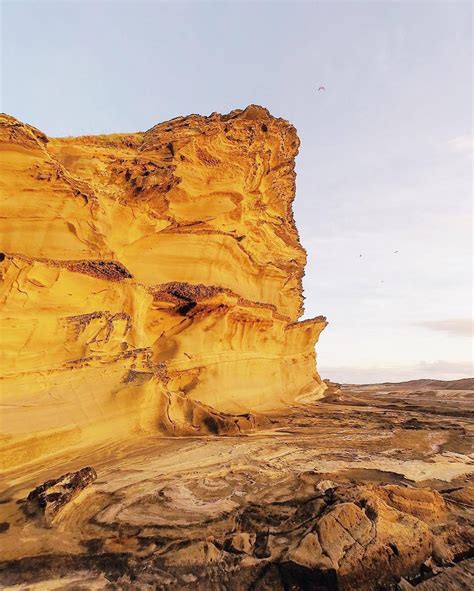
{"left": 394, "top": 250, "right": 399, "bottom": 253}
{"left": 318, "top": 86, "right": 326, "bottom": 91}
{"left": 359, "top": 254, "right": 362, "bottom": 258}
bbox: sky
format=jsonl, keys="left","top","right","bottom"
{"left": 1, "top": 0, "right": 472, "bottom": 383}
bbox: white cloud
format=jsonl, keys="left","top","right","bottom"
{"left": 417, "top": 318, "right": 474, "bottom": 337}
{"left": 447, "top": 135, "right": 473, "bottom": 155}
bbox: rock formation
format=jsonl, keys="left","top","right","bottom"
{"left": 0, "top": 106, "right": 327, "bottom": 469}
{"left": 2, "top": 381, "right": 472, "bottom": 591}
{"left": 21, "top": 467, "right": 97, "bottom": 526}
{"left": 1, "top": 108, "right": 472, "bottom": 591}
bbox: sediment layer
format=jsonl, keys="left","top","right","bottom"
{"left": 0, "top": 106, "right": 326, "bottom": 468}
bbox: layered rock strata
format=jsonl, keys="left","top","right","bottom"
{"left": 0, "top": 380, "right": 472, "bottom": 589}
{"left": 0, "top": 106, "right": 327, "bottom": 469}
{"left": 22, "top": 467, "right": 97, "bottom": 526}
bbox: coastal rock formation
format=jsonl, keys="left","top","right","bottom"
{"left": 22, "top": 467, "right": 97, "bottom": 526}
{"left": 6, "top": 472, "right": 449, "bottom": 590}
{"left": 1, "top": 381, "right": 472, "bottom": 590}
{"left": 0, "top": 106, "right": 327, "bottom": 469}
{"left": 1, "top": 108, "right": 472, "bottom": 590}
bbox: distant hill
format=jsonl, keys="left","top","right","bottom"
{"left": 347, "top": 377, "right": 474, "bottom": 390}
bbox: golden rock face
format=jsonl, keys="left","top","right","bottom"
{"left": 0, "top": 106, "right": 327, "bottom": 468}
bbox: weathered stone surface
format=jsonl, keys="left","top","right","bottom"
{"left": 22, "top": 467, "right": 97, "bottom": 525}
{"left": 398, "top": 558, "right": 474, "bottom": 590}
{"left": 1, "top": 103, "right": 472, "bottom": 590}
{"left": 0, "top": 106, "right": 327, "bottom": 469}
{"left": 373, "top": 484, "right": 446, "bottom": 522}
{"left": 0, "top": 382, "right": 472, "bottom": 590}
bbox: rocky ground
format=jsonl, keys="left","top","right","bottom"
{"left": 0, "top": 379, "right": 472, "bottom": 590}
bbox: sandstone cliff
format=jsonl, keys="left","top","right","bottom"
{"left": 0, "top": 106, "right": 327, "bottom": 469}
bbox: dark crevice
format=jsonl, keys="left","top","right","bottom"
{"left": 176, "top": 301, "right": 197, "bottom": 316}
{"left": 389, "top": 542, "right": 400, "bottom": 556}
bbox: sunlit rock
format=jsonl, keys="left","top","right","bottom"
{"left": 0, "top": 106, "right": 327, "bottom": 468}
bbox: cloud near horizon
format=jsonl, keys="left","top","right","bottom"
{"left": 417, "top": 318, "right": 474, "bottom": 337}
{"left": 320, "top": 359, "right": 474, "bottom": 384}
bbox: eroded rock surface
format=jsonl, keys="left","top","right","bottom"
{"left": 0, "top": 382, "right": 472, "bottom": 590}
{"left": 0, "top": 106, "right": 327, "bottom": 469}
{"left": 22, "top": 467, "right": 97, "bottom": 525}
{"left": 1, "top": 108, "right": 472, "bottom": 589}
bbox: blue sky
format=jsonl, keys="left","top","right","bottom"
{"left": 2, "top": 0, "right": 472, "bottom": 382}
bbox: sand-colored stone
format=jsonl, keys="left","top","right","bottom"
{"left": 1, "top": 105, "right": 472, "bottom": 590}
{"left": 0, "top": 107, "right": 327, "bottom": 469}
{"left": 0, "top": 381, "right": 472, "bottom": 589}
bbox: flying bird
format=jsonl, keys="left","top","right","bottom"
{"left": 318, "top": 86, "right": 326, "bottom": 91}
{"left": 394, "top": 250, "right": 399, "bottom": 253}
